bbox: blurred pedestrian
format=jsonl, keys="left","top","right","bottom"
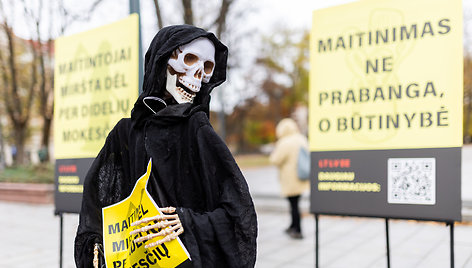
{"left": 11, "top": 145, "right": 17, "bottom": 162}
{"left": 270, "top": 118, "right": 309, "bottom": 239}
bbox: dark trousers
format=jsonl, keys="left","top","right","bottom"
{"left": 287, "top": 195, "right": 301, "bottom": 233}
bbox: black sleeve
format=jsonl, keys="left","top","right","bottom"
{"left": 176, "top": 124, "right": 257, "bottom": 268}
{"left": 74, "top": 126, "right": 127, "bottom": 268}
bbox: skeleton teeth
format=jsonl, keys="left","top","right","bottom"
{"left": 175, "top": 86, "right": 195, "bottom": 102}
{"left": 178, "top": 77, "right": 200, "bottom": 93}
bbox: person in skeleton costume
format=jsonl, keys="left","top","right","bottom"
{"left": 74, "top": 25, "right": 258, "bottom": 268}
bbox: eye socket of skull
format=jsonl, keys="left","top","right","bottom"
{"left": 184, "top": 53, "right": 199, "bottom": 66}
{"left": 204, "top": 61, "right": 214, "bottom": 74}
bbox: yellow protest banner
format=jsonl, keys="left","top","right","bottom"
{"left": 309, "top": 0, "right": 462, "bottom": 151}
{"left": 102, "top": 159, "right": 191, "bottom": 268}
{"left": 54, "top": 14, "right": 139, "bottom": 159}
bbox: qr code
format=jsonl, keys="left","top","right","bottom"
{"left": 387, "top": 158, "right": 436, "bottom": 205}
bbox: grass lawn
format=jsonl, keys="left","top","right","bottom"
{"left": 234, "top": 154, "right": 271, "bottom": 169}
{"left": 0, "top": 154, "right": 270, "bottom": 184}
{"left": 0, "top": 164, "right": 54, "bottom": 184}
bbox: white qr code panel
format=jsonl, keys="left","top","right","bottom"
{"left": 387, "top": 158, "right": 436, "bottom": 205}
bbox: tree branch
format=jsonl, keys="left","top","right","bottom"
{"left": 0, "top": 36, "right": 15, "bottom": 122}
{"left": 181, "top": 0, "right": 193, "bottom": 25}
{"left": 213, "top": 0, "right": 233, "bottom": 38}
{"left": 24, "top": 38, "right": 38, "bottom": 124}
{"left": 3, "top": 22, "right": 21, "bottom": 122}
{"left": 152, "top": 0, "right": 164, "bottom": 29}
{"left": 58, "top": 0, "right": 105, "bottom": 34}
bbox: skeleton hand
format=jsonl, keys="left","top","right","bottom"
{"left": 130, "top": 207, "right": 183, "bottom": 249}
{"left": 93, "top": 244, "right": 99, "bottom": 268}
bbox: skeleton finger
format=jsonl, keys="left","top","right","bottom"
{"left": 131, "top": 214, "right": 178, "bottom": 227}
{"left": 144, "top": 227, "right": 184, "bottom": 249}
{"left": 134, "top": 223, "right": 182, "bottom": 243}
{"left": 158, "top": 207, "right": 176, "bottom": 214}
{"left": 130, "top": 220, "right": 167, "bottom": 235}
{"left": 130, "top": 218, "right": 180, "bottom": 235}
{"left": 144, "top": 219, "right": 179, "bottom": 230}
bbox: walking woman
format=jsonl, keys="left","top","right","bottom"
{"left": 270, "top": 118, "right": 309, "bottom": 239}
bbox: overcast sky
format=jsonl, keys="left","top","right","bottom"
{"left": 7, "top": 0, "right": 470, "bottom": 52}
{"left": 62, "top": 0, "right": 358, "bottom": 49}
{"left": 54, "top": 0, "right": 472, "bottom": 67}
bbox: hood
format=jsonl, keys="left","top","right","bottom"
{"left": 275, "top": 118, "right": 300, "bottom": 139}
{"left": 131, "top": 25, "right": 228, "bottom": 124}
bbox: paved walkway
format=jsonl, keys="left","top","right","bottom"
{"left": 1, "top": 201, "right": 472, "bottom": 268}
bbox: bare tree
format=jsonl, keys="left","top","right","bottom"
{"left": 464, "top": 11, "right": 472, "bottom": 143}
{"left": 213, "top": 0, "right": 233, "bottom": 38}
{"left": 464, "top": 54, "right": 472, "bottom": 143}
{"left": 0, "top": 1, "right": 38, "bottom": 165}
{"left": 20, "top": 0, "right": 53, "bottom": 162}
{"left": 212, "top": 0, "right": 234, "bottom": 139}
{"left": 17, "top": 0, "right": 105, "bottom": 162}
{"left": 0, "top": 119, "right": 5, "bottom": 170}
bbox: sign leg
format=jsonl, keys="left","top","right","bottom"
{"left": 59, "top": 213, "right": 63, "bottom": 268}
{"left": 449, "top": 222, "right": 455, "bottom": 268}
{"left": 315, "top": 214, "right": 319, "bottom": 268}
{"left": 385, "top": 218, "right": 391, "bottom": 268}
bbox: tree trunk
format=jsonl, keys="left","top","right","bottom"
{"left": 35, "top": 21, "right": 53, "bottom": 162}
{"left": 181, "top": 0, "right": 193, "bottom": 25}
{"left": 152, "top": 0, "right": 164, "bottom": 29}
{"left": 237, "top": 112, "right": 248, "bottom": 153}
{"left": 214, "top": 0, "right": 233, "bottom": 142}
{"left": 0, "top": 121, "right": 5, "bottom": 170}
{"left": 41, "top": 116, "right": 52, "bottom": 162}
{"left": 215, "top": 0, "right": 232, "bottom": 38}
{"left": 13, "top": 123, "right": 27, "bottom": 165}
{"left": 0, "top": 23, "right": 36, "bottom": 166}
{"left": 466, "top": 87, "right": 472, "bottom": 143}
{"left": 464, "top": 57, "right": 472, "bottom": 143}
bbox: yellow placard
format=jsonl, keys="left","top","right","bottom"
{"left": 309, "top": 0, "right": 463, "bottom": 151}
{"left": 54, "top": 14, "right": 139, "bottom": 159}
{"left": 102, "top": 159, "right": 190, "bottom": 268}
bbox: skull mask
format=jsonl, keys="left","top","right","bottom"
{"left": 166, "top": 37, "right": 216, "bottom": 103}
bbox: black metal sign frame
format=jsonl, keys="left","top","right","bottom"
{"left": 313, "top": 214, "right": 455, "bottom": 268}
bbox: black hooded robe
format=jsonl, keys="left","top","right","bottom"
{"left": 74, "top": 25, "right": 257, "bottom": 268}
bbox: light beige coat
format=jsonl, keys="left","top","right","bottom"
{"left": 270, "top": 118, "right": 309, "bottom": 197}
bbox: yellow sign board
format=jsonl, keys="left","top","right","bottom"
{"left": 309, "top": 0, "right": 463, "bottom": 151}
{"left": 54, "top": 15, "right": 139, "bottom": 159}
{"left": 102, "top": 159, "right": 190, "bottom": 268}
